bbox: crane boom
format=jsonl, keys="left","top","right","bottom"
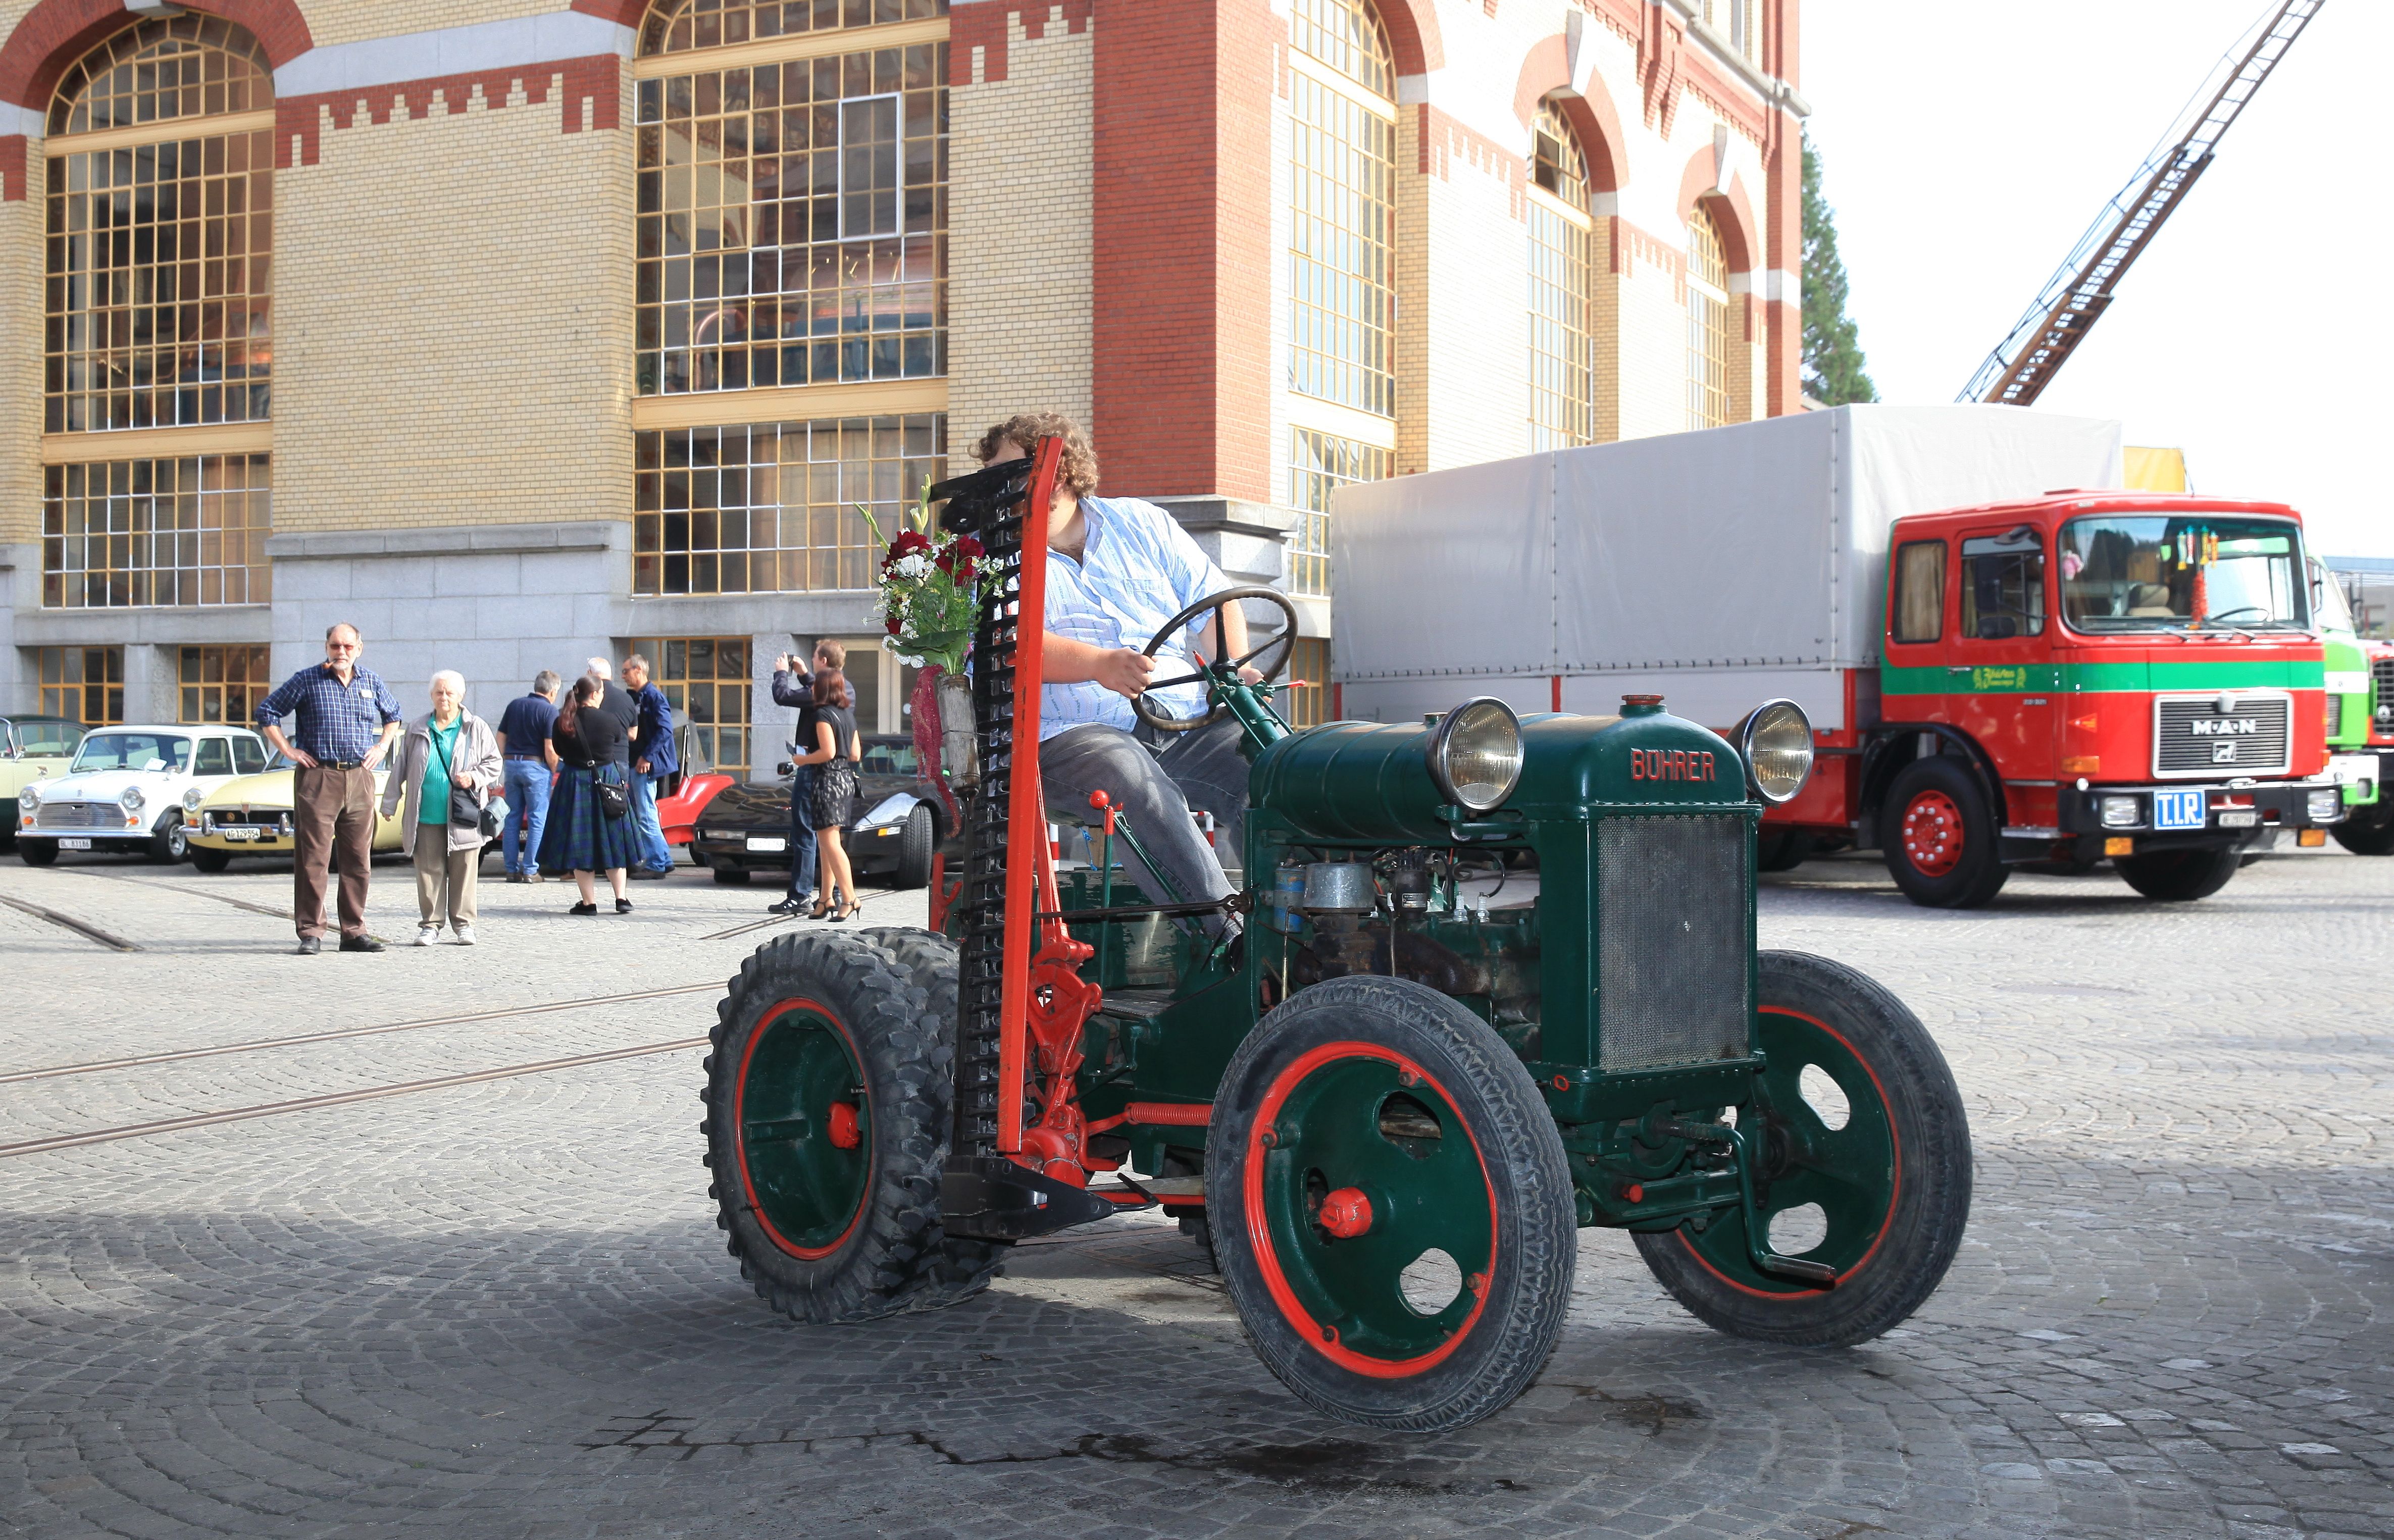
{"left": 1960, "top": 0, "right": 2324, "bottom": 407}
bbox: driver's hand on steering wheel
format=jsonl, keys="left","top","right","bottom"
{"left": 1095, "top": 648, "right": 1156, "bottom": 700}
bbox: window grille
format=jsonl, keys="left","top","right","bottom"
{"left": 622, "top": 636, "right": 755, "bottom": 776}
{"left": 1289, "top": 2, "right": 1395, "bottom": 419}
{"left": 640, "top": 0, "right": 946, "bottom": 57}
{"left": 1287, "top": 428, "right": 1388, "bottom": 599}
{"left": 178, "top": 645, "right": 273, "bottom": 725}
{"left": 1687, "top": 207, "right": 1731, "bottom": 430}
{"left": 1528, "top": 98, "right": 1596, "bottom": 450}
{"left": 37, "top": 647, "right": 125, "bottom": 727}
{"left": 42, "top": 454, "right": 272, "bottom": 608}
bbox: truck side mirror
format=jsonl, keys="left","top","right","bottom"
{"left": 1976, "top": 615, "right": 2019, "bottom": 641}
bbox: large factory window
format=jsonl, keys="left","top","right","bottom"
{"left": 42, "top": 453, "right": 272, "bottom": 608}
{"left": 1288, "top": 0, "right": 1396, "bottom": 419}
{"left": 1528, "top": 98, "right": 1597, "bottom": 451}
{"left": 634, "top": 20, "right": 948, "bottom": 395}
{"left": 1686, "top": 206, "right": 1732, "bottom": 430}
{"left": 44, "top": 16, "right": 275, "bottom": 434}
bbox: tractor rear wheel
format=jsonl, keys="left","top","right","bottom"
{"left": 1210, "top": 976, "right": 1575, "bottom": 1432}
{"left": 2332, "top": 798, "right": 2394, "bottom": 856}
{"left": 1635, "top": 950, "right": 1970, "bottom": 1347}
{"left": 703, "top": 929, "right": 979, "bottom": 1323}
{"left": 1879, "top": 757, "right": 2008, "bottom": 908}
{"left": 856, "top": 925, "right": 1009, "bottom": 1308}
{"left": 2117, "top": 845, "right": 2241, "bottom": 901}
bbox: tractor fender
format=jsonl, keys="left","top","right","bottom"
{"left": 1857, "top": 723, "right": 2008, "bottom": 835}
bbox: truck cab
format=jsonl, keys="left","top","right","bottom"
{"left": 1826, "top": 491, "right": 2343, "bottom": 904}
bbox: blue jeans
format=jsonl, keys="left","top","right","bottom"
{"left": 501, "top": 759, "right": 552, "bottom": 875}
{"left": 629, "top": 769, "right": 675, "bottom": 872}
{"left": 784, "top": 764, "right": 819, "bottom": 901}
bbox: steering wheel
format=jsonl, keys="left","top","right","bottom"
{"left": 1132, "top": 586, "right": 1302, "bottom": 733}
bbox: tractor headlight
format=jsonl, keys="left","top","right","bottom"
{"left": 120, "top": 785, "right": 146, "bottom": 813}
{"left": 182, "top": 787, "right": 206, "bottom": 814}
{"left": 1425, "top": 697, "right": 1523, "bottom": 813}
{"left": 1736, "top": 699, "right": 1814, "bottom": 806}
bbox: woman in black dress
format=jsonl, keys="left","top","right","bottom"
{"left": 537, "top": 674, "right": 637, "bottom": 913}
{"left": 793, "top": 667, "right": 862, "bottom": 920}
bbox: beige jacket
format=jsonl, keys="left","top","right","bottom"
{"left": 380, "top": 710, "right": 504, "bottom": 852}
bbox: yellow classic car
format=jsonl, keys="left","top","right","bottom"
{"left": 2, "top": 715, "right": 87, "bottom": 848}
{"left": 183, "top": 759, "right": 405, "bottom": 871}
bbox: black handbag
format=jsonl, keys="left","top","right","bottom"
{"left": 432, "top": 722, "right": 502, "bottom": 835}
{"left": 595, "top": 773, "right": 631, "bottom": 820}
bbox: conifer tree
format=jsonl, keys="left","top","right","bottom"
{"left": 1801, "top": 133, "right": 1877, "bottom": 405}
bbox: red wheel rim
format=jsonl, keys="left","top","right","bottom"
{"left": 1899, "top": 789, "right": 1964, "bottom": 878}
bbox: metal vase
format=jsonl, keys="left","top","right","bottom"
{"left": 938, "top": 672, "right": 980, "bottom": 787}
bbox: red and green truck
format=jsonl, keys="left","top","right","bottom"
{"left": 1333, "top": 405, "right": 2350, "bottom": 907}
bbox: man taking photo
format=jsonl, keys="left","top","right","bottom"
{"left": 256, "top": 622, "right": 403, "bottom": 955}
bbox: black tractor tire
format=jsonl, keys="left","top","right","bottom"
{"left": 711, "top": 864, "right": 754, "bottom": 886}
{"left": 1635, "top": 950, "right": 1971, "bottom": 1347}
{"left": 2332, "top": 799, "right": 2394, "bottom": 856}
{"left": 1210, "top": 976, "right": 1576, "bottom": 1432}
{"left": 1878, "top": 756, "right": 2008, "bottom": 909}
{"left": 2117, "top": 845, "right": 2242, "bottom": 902}
{"left": 188, "top": 847, "right": 233, "bottom": 874}
{"left": 18, "top": 840, "right": 58, "bottom": 867}
{"left": 892, "top": 805, "right": 935, "bottom": 890}
{"left": 854, "top": 924, "right": 1010, "bottom": 1308}
{"left": 149, "top": 814, "right": 187, "bottom": 864}
{"left": 1756, "top": 830, "right": 1814, "bottom": 872}
{"left": 703, "top": 930, "right": 975, "bottom": 1323}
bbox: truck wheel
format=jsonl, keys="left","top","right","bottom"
{"left": 1878, "top": 757, "right": 2008, "bottom": 908}
{"left": 892, "top": 806, "right": 935, "bottom": 889}
{"left": 1634, "top": 950, "right": 1971, "bottom": 1347}
{"left": 702, "top": 930, "right": 969, "bottom": 1323}
{"left": 1210, "top": 976, "right": 1576, "bottom": 1432}
{"left": 855, "top": 925, "right": 1010, "bottom": 1308}
{"left": 1756, "top": 830, "right": 1814, "bottom": 872}
{"left": 189, "top": 847, "right": 233, "bottom": 874}
{"left": 2332, "top": 799, "right": 2394, "bottom": 856}
{"left": 2116, "top": 846, "right": 2241, "bottom": 901}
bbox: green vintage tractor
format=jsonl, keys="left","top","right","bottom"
{"left": 700, "top": 442, "right": 1972, "bottom": 1431}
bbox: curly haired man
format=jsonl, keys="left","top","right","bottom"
{"left": 974, "top": 412, "right": 1262, "bottom": 941}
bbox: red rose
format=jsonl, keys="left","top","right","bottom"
{"left": 952, "top": 557, "right": 976, "bottom": 582}
{"left": 885, "top": 614, "right": 902, "bottom": 634}
{"left": 889, "top": 530, "right": 932, "bottom": 558}
{"left": 952, "top": 535, "right": 985, "bottom": 560}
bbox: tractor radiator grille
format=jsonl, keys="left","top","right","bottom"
{"left": 1596, "top": 814, "right": 1750, "bottom": 1073}
{"left": 2154, "top": 694, "right": 2291, "bottom": 777}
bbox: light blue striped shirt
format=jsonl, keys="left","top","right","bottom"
{"left": 1040, "top": 495, "right": 1230, "bottom": 740}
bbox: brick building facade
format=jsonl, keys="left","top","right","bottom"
{"left": 0, "top": 0, "right": 1804, "bottom": 773}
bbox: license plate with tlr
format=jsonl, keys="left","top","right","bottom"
{"left": 2153, "top": 790, "right": 2206, "bottom": 831}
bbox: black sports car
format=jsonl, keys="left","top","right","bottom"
{"left": 690, "top": 734, "right": 945, "bottom": 888}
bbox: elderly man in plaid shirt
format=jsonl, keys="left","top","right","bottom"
{"left": 256, "top": 622, "right": 404, "bottom": 954}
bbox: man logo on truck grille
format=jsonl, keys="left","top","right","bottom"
{"left": 1631, "top": 748, "right": 1716, "bottom": 782}
{"left": 2189, "top": 718, "right": 2259, "bottom": 737}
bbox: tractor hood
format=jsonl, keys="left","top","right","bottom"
{"left": 1250, "top": 704, "right": 1749, "bottom": 844}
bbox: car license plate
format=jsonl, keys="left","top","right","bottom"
{"left": 2216, "top": 809, "right": 2259, "bottom": 829}
{"left": 223, "top": 826, "right": 261, "bottom": 841}
{"left": 2153, "top": 789, "right": 2206, "bottom": 831}
{"left": 59, "top": 837, "right": 92, "bottom": 850}
{"left": 745, "top": 835, "right": 788, "bottom": 853}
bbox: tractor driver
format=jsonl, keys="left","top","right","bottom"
{"left": 974, "top": 412, "right": 1261, "bottom": 942}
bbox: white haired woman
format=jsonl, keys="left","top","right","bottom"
{"left": 380, "top": 670, "right": 504, "bottom": 945}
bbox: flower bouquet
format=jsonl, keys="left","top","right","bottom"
{"left": 861, "top": 489, "right": 996, "bottom": 786}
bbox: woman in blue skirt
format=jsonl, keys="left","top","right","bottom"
{"left": 537, "top": 674, "right": 637, "bottom": 913}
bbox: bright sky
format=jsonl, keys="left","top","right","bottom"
{"left": 1801, "top": 0, "right": 2389, "bottom": 558}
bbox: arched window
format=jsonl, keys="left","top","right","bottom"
{"left": 1287, "top": 0, "right": 1396, "bottom": 599}
{"left": 1686, "top": 204, "right": 1731, "bottom": 430}
{"left": 630, "top": 0, "right": 951, "bottom": 606}
{"left": 1527, "top": 97, "right": 1595, "bottom": 450}
{"left": 41, "top": 16, "right": 275, "bottom": 611}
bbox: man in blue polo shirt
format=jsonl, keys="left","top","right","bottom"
{"left": 256, "top": 622, "right": 403, "bottom": 954}
{"left": 495, "top": 670, "right": 562, "bottom": 884}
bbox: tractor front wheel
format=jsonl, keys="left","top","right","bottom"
{"left": 1634, "top": 950, "right": 1971, "bottom": 1347}
{"left": 1879, "top": 757, "right": 2008, "bottom": 908}
{"left": 1210, "top": 976, "right": 1576, "bottom": 1432}
{"left": 703, "top": 929, "right": 984, "bottom": 1323}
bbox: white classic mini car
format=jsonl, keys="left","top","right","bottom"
{"left": 14, "top": 724, "right": 270, "bottom": 865}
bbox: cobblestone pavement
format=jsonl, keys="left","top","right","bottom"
{"left": 2, "top": 843, "right": 2390, "bottom": 1539}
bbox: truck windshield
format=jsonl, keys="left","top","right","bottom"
{"left": 2058, "top": 515, "right": 2306, "bottom": 633}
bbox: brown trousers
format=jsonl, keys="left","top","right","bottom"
{"left": 412, "top": 824, "right": 479, "bottom": 929}
{"left": 293, "top": 764, "right": 375, "bottom": 939}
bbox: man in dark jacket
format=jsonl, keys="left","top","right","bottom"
{"left": 766, "top": 638, "right": 848, "bottom": 914}
{"left": 623, "top": 652, "right": 679, "bottom": 879}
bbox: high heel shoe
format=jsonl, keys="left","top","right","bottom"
{"left": 829, "top": 894, "right": 855, "bottom": 922}
{"left": 806, "top": 900, "right": 831, "bottom": 920}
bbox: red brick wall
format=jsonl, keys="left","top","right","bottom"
{"left": 1089, "top": 0, "right": 1274, "bottom": 503}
